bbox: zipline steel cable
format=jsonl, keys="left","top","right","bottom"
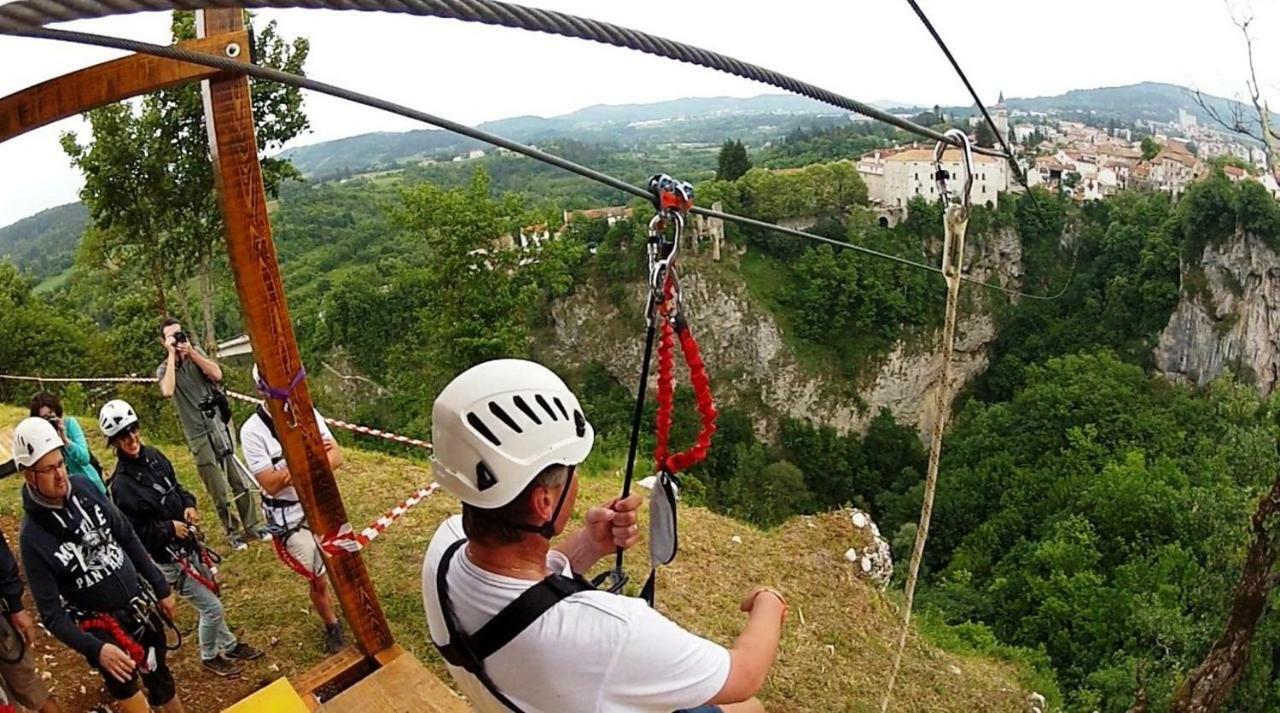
{"left": 0, "top": 0, "right": 1012, "bottom": 159}
{"left": 6, "top": 25, "right": 1062, "bottom": 301}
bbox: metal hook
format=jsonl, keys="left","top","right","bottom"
{"left": 647, "top": 210, "right": 683, "bottom": 295}
{"left": 933, "top": 128, "right": 974, "bottom": 215}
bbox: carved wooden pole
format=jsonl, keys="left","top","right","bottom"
{"left": 197, "top": 8, "right": 394, "bottom": 656}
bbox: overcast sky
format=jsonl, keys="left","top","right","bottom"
{"left": 2, "top": 0, "right": 1278, "bottom": 228}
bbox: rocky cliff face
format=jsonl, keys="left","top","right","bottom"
{"left": 1156, "top": 233, "right": 1280, "bottom": 395}
{"left": 547, "top": 227, "right": 1023, "bottom": 438}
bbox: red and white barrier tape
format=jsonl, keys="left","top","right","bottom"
{"left": 0, "top": 374, "right": 432, "bottom": 452}
{"left": 225, "top": 390, "right": 433, "bottom": 452}
{"left": 321, "top": 483, "right": 441, "bottom": 555}
{"left": 0, "top": 374, "right": 158, "bottom": 383}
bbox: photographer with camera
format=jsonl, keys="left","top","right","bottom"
{"left": 157, "top": 319, "right": 267, "bottom": 551}
{"left": 29, "top": 392, "right": 106, "bottom": 495}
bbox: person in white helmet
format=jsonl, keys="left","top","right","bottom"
{"left": 100, "top": 400, "right": 264, "bottom": 678}
{"left": 421, "top": 360, "right": 783, "bottom": 713}
{"left": 239, "top": 364, "right": 347, "bottom": 654}
{"left": 13, "top": 417, "right": 182, "bottom": 713}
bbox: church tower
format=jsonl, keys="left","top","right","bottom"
{"left": 992, "top": 90, "right": 1010, "bottom": 146}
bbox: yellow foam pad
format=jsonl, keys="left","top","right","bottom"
{"left": 222, "top": 678, "right": 311, "bottom": 713}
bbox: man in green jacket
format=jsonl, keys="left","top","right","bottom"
{"left": 156, "top": 318, "right": 266, "bottom": 551}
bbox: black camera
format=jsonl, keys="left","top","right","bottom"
{"left": 197, "top": 393, "right": 220, "bottom": 419}
{"left": 173, "top": 331, "right": 189, "bottom": 345}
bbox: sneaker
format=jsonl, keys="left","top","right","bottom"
{"left": 227, "top": 533, "right": 248, "bottom": 552}
{"left": 225, "top": 642, "right": 264, "bottom": 661}
{"left": 323, "top": 623, "right": 346, "bottom": 654}
{"left": 202, "top": 655, "right": 244, "bottom": 677}
{"left": 252, "top": 528, "right": 272, "bottom": 542}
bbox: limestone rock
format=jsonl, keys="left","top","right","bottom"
{"left": 843, "top": 508, "right": 893, "bottom": 589}
{"left": 1156, "top": 232, "right": 1280, "bottom": 395}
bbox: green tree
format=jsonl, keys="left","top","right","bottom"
{"left": 61, "top": 10, "right": 310, "bottom": 346}
{"left": 716, "top": 139, "right": 752, "bottom": 182}
{"left": 975, "top": 122, "right": 998, "bottom": 149}
{"left": 1141, "top": 136, "right": 1161, "bottom": 161}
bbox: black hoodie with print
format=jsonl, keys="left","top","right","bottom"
{"left": 109, "top": 445, "right": 198, "bottom": 565}
{"left": 19, "top": 476, "right": 171, "bottom": 662}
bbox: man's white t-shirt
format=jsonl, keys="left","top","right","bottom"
{"left": 240, "top": 408, "right": 334, "bottom": 529}
{"left": 421, "top": 515, "right": 730, "bottom": 713}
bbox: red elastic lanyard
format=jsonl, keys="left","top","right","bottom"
{"left": 273, "top": 536, "right": 320, "bottom": 582}
{"left": 79, "top": 615, "right": 146, "bottom": 666}
{"left": 177, "top": 554, "right": 220, "bottom": 596}
{"left": 653, "top": 276, "right": 718, "bottom": 475}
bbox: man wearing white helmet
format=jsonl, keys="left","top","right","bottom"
{"left": 239, "top": 364, "right": 347, "bottom": 654}
{"left": 13, "top": 417, "right": 182, "bottom": 713}
{"left": 422, "top": 360, "right": 783, "bottom": 713}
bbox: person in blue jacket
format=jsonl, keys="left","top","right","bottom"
{"left": 29, "top": 392, "right": 106, "bottom": 494}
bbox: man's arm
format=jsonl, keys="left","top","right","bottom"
{"left": 708, "top": 589, "right": 786, "bottom": 705}
{"left": 552, "top": 492, "right": 643, "bottom": 575}
{"left": 0, "top": 532, "right": 24, "bottom": 613}
{"left": 183, "top": 345, "right": 222, "bottom": 383}
{"left": 158, "top": 354, "right": 177, "bottom": 398}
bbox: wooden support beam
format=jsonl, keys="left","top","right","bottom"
{"left": 197, "top": 7, "right": 395, "bottom": 657}
{"left": 0, "top": 30, "right": 248, "bottom": 144}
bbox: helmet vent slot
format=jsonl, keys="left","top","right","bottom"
{"left": 512, "top": 395, "right": 541, "bottom": 425}
{"left": 476, "top": 462, "right": 498, "bottom": 492}
{"left": 552, "top": 397, "right": 569, "bottom": 421}
{"left": 535, "top": 394, "right": 559, "bottom": 421}
{"left": 466, "top": 413, "right": 502, "bottom": 446}
{"left": 488, "top": 402, "right": 522, "bottom": 434}
{"left": 573, "top": 410, "right": 586, "bottom": 438}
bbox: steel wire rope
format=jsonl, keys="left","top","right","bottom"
{"left": 7, "top": 26, "right": 1062, "bottom": 301}
{"left": 0, "top": 0, "right": 1013, "bottom": 159}
{"left": 901, "top": 0, "right": 1078, "bottom": 302}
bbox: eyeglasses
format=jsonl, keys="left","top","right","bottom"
{"left": 29, "top": 457, "right": 66, "bottom": 479}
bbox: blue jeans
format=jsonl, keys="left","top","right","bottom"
{"left": 160, "top": 561, "right": 237, "bottom": 661}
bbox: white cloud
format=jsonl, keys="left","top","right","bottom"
{"left": 1, "top": 0, "right": 1276, "bottom": 227}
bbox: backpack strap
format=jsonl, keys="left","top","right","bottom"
{"left": 434, "top": 538, "right": 593, "bottom": 713}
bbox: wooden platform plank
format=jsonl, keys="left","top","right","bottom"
{"left": 291, "top": 646, "right": 368, "bottom": 698}
{"left": 318, "top": 653, "right": 472, "bottom": 713}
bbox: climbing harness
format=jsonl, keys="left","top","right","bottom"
{"left": 167, "top": 525, "right": 223, "bottom": 597}
{"left": 596, "top": 175, "right": 717, "bottom": 604}
{"left": 434, "top": 538, "right": 594, "bottom": 713}
{"left": 881, "top": 129, "right": 974, "bottom": 713}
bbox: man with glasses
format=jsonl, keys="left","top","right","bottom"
{"left": 12, "top": 417, "right": 183, "bottom": 713}
{"left": 99, "top": 400, "right": 263, "bottom": 678}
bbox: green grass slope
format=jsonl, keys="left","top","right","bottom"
{"left": 0, "top": 405, "right": 1037, "bottom": 711}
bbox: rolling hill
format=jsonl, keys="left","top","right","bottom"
{"left": 0, "top": 202, "right": 87, "bottom": 279}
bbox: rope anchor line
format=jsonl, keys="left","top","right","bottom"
{"left": 881, "top": 129, "right": 974, "bottom": 713}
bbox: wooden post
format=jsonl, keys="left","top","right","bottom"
{"left": 197, "top": 8, "right": 394, "bottom": 656}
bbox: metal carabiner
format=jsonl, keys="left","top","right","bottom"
{"left": 647, "top": 210, "right": 683, "bottom": 296}
{"left": 933, "top": 129, "right": 974, "bottom": 287}
{"left": 933, "top": 128, "right": 974, "bottom": 216}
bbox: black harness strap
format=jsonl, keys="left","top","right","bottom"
{"left": 434, "top": 538, "right": 593, "bottom": 713}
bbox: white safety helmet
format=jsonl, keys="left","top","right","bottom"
{"left": 12, "top": 417, "right": 63, "bottom": 469}
{"left": 432, "top": 359, "right": 594, "bottom": 510}
{"left": 98, "top": 399, "right": 139, "bottom": 439}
